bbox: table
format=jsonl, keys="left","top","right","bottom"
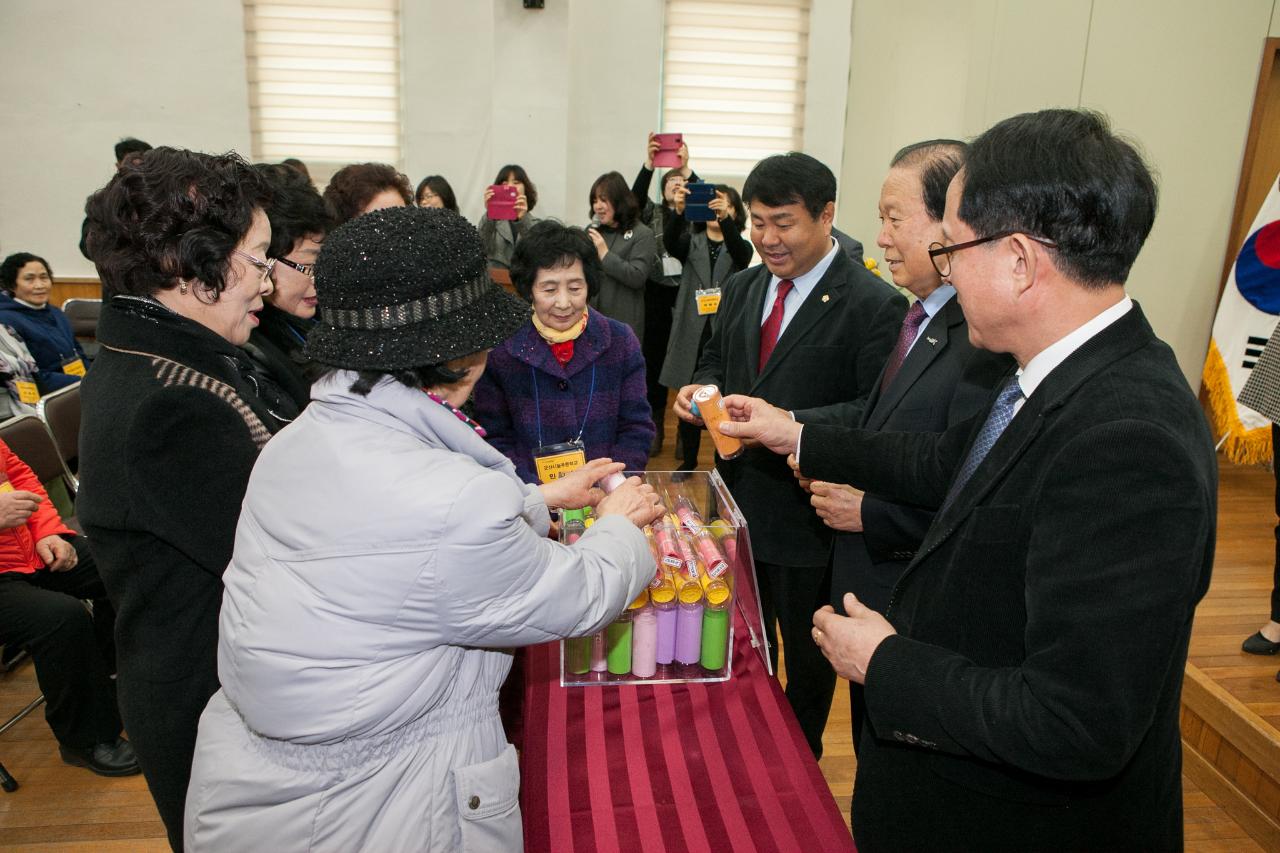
{"left": 518, "top": 609, "right": 856, "bottom": 853}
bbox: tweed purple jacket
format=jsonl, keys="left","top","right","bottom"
{"left": 473, "top": 309, "right": 655, "bottom": 484}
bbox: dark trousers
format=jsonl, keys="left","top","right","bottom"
{"left": 0, "top": 537, "right": 121, "bottom": 749}
{"left": 1272, "top": 424, "right": 1280, "bottom": 622}
{"left": 643, "top": 281, "right": 678, "bottom": 439}
{"left": 755, "top": 560, "right": 836, "bottom": 758}
{"left": 120, "top": 664, "right": 219, "bottom": 852}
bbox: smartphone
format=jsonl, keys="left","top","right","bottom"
{"left": 684, "top": 181, "right": 716, "bottom": 222}
{"left": 653, "top": 132, "right": 683, "bottom": 168}
{"left": 487, "top": 184, "right": 519, "bottom": 221}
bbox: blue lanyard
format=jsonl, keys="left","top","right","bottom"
{"left": 533, "top": 363, "right": 596, "bottom": 448}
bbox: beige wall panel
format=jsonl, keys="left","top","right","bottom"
{"left": 1079, "top": 0, "right": 1273, "bottom": 385}
{"left": 980, "top": 0, "right": 1091, "bottom": 125}
{"left": 1271, "top": 0, "right": 1280, "bottom": 37}
{"left": 0, "top": 1, "right": 253, "bottom": 278}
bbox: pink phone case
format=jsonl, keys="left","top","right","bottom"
{"left": 653, "top": 132, "right": 683, "bottom": 168}
{"left": 487, "top": 184, "right": 518, "bottom": 221}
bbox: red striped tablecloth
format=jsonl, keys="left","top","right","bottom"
{"left": 519, "top": 610, "right": 856, "bottom": 853}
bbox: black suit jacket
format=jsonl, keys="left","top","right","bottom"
{"left": 800, "top": 303, "right": 1216, "bottom": 851}
{"left": 692, "top": 247, "right": 905, "bottom": 566}
{"left": 830, "top": 294, "right": 1011, "bottom": 612}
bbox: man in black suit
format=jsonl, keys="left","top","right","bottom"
{"left": 808, "top": 140, "right": 1011, "bottom": 754}
{"left": 674, "top": 152, "right": 905, "bottom": 757}
{"left": 720, "top": 109, "right": 1216, "bottom": 850}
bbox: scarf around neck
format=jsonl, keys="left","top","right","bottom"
{"left": 531, "top": 308, "right": 589, "bottom": 366}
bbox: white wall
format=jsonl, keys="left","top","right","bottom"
{"left": 0, "top": 1, "right": 253, "bottom": 278}
{"left": 840, "top": 0, "right": 1276, "bottom": 386}
{"left": 403, "top": 0, "right": 662, "bottom": 228}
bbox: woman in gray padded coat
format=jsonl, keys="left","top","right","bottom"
{"left": 184, "top": 207, "right": 664, "bottom": 852}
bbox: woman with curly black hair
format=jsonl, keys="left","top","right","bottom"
{"left": 78, "top": 147, "right": 281, "bottom": 850}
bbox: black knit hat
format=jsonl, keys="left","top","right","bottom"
{"left": 305, "top": 206, "right": 529, "bottom": 371}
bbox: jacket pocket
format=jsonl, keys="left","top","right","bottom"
{"left": 453, "top": 744, "right": 522, "bottom": 853}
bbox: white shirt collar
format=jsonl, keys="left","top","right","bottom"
{"left": 1016, "top": 296, "right": 1133, "bottom": 402}
{"left": 14, "top": 298, "right": 46, "bottom": 310}
{"left": 920, "top": 284, "right": 956, "bottom": 319}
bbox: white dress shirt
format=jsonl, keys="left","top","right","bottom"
{"left": 1013, "top": 296, "right": 1133, "bottom": 415}
{"left": 760, "top": 237, "right": 841, "bottom": 336}
{"left": 905, "top": 285, "right": 956, "bottom": 357}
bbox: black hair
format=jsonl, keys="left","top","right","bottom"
{"left": 114, "top": 137, "right": 152, "bottom": 163}
{"left": 254, "top": 163, "right": 332, "bottom": 259}
{"left": 741, "top": 152, "right": 836, "bottom": 219}
{"left": 344, "top": 365, "right": 467, "bottom": 397}
{"left": 890, "top": 139, "right": 968, "bottom": 222}
{"left": 494, "top": 164, "right": 538, "bottom": 212}
{"left": 323, "top": 163, "right": 412, "bottom": 225}
{"left": 716, "top": 184, "right": 746, "bottom": 224}
{"left": 281, "top": 158, "right": 311, "bottom": 180}
{"left": 959, "top": 109, "right": 1157, "bottom": 288}
{"left": 416, "top": 175, "right": 459, "bottom": 212}
{"left": 509, "top": 220, "right": 602, "bottom": 300}
{"left": 0, "top": 253, "right": 52, "bottom": 294}
{"left": 83, "top": 147, "right": 271, "bottom": 300}
{"left": 589, "top": 171, "right": 640, "bottom": 231}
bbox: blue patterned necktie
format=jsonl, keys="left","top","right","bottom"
{"left": 941, "top": 375, "right": 1024, "bottom": 511}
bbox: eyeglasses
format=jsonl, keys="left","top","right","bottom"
{"left": 273, "top": 256, "right": 316, "bottom": 278}
{"left": 234, "top": 250, "right": 277, "bottom": 285}
{"left": 927, "top": 231, "right": 1058, "bottom": 279}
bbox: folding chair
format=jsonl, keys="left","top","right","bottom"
{"left": 61, "top": 299, "right": 101, "bottom": 361}
{"left": 36, "top": 384, "right": 81, "bottom": 477}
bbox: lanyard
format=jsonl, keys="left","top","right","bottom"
{"left": 533, "top": 363, "right": 596, "bottom": 448}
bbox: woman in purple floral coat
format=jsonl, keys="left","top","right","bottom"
{"left": 473, "top": 221, "right": 655, "bottom": 484}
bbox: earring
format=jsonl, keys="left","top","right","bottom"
{"left": 179, "top": 280, "right": 189, "bottom": 295}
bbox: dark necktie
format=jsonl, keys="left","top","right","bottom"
{"left": 880, "top": 300, "right": 929, "bottom": 392}
{"left": 940, "top": 375, "right": 1024, "bottom": 511}
{"left": 758, "top": 279, "right": 795, "bottom": 372}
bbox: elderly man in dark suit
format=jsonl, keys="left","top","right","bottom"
{"left": 674, "top": 152, "right": 905, "bottom": 757}
{"left": 808, "top": 139, "right": 1012, "bottom": 755}
{"left": 720, "top": 109, "right": 1216, "bottom": 851}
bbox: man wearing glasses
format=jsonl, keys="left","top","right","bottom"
{"left": 718, "top": 109, "right": 1216, "bottom": 850}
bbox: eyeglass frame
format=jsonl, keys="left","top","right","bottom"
{"left": 927, "top": 230, "right": 1058, "bottom": 279}
{"left": 272, "top": 256, "right": 315, "bottom": 278}
{"left": 233, "top": 250, "right": 277, "bottom": 284}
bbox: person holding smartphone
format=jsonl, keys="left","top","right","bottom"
{"left": 585, "top": 171, "right": 657, "bottom": 343}
{"left": 660, "top": 183, "right": 752, "bottom": 469}
{"left": 478, "top": 164, "right": 539, "bottom": 270}
{"left": 632, "top": 133, "right": 698, "bottom": 454}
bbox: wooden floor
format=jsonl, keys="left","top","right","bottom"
{"left": 1187, "top": 462, "right": 1280, "bottom": 729}
{"left": 0, "top": 410, "right": 1265, "bottom": 850}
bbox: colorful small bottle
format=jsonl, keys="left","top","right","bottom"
{"left": 692, "top": 385, "right": 744, "bottom": 460}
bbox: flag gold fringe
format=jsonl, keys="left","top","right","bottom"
{"left": 1201, "top": 338, "right": 1273, "bottom": 465}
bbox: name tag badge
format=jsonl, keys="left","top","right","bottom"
{"left": 15, "top": 381, "right": 38, "bottom": 404}
{"left": 0, "top": 481, "right": 13, "bottom": 493}
{"left": 61, "top": 357, "right": 86, "bottom": 377}
{"left": 533, "top": 441, "right": 587, "bottom": 484}
{"left": 695, "top": 288, "right": 722, "bottom": 316}
{"left": 661, "top": 254, "right": 683, "bottom": 277}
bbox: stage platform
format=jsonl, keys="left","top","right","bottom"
{"left": 1183, "top": 460, "right": 1280, "bottom": 850}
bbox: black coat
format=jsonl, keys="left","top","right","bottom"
{"left": 800, "top": 303, "right": 1216, "bottom": 851}
{"left": 692, "top": 248, "right": 906, "bottom": 566}
{"left": 78, "top": 297, "right": 280, "bottom": 844}
{"left": 243, "top": 304, "right": 323, "bottom": 416}
{"left": 830, "top": 294, "right": 1012, "bottom": 612}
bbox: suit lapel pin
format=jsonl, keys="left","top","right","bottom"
{"left": 926, "top": 336, "right": 938, "bottom": 346}
{"left": 624, "top": 229, "right": 633, "bottom": 240}
{"left": 821, "top": 294, "right": 830, "bottom": 303}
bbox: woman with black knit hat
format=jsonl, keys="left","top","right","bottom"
{"left": 184, "top": 206, "right": 664, "bottom": 852}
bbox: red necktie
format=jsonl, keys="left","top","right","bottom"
{"left": 758, "top": 278, "right": 794, "bottom": 372}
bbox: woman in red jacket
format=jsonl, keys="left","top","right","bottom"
{"left": 0, "top": 439, "right": 136, "bottom": 776}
